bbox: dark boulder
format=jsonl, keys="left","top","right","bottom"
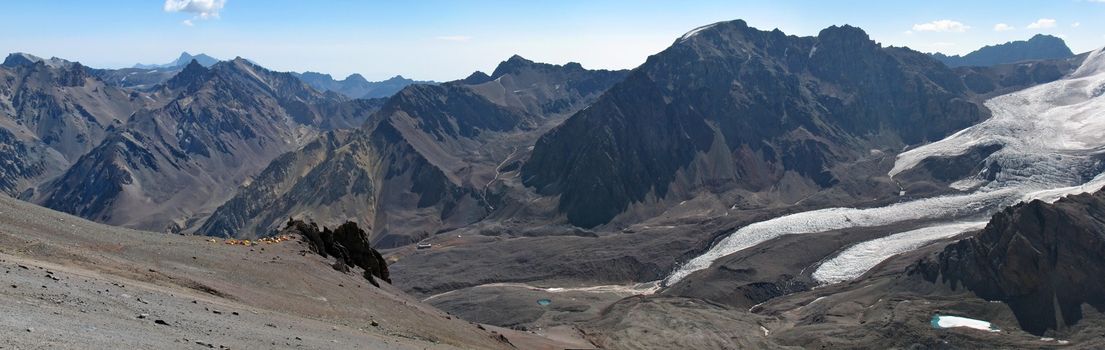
{"left": 282, "top": 219, "right": 391, "bottom": 286}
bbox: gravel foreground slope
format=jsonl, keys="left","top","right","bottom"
{"left": 0, "top": 195, "right": 572, "bottom": 349}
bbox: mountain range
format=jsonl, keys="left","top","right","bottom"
{"left": 2, "top": 18, "right": 1103, "bottom": 349}
{"left": 931, "top": 34, "right": 1074, "bottom": 67}
{"left": 201, "top": 55, "right": 628, "bottom": 245}
{"left": 133, "top": 52, "right": 220, "bottom": 69}
{"left": 293, "top": 72, "right": 435, "bottom": 99}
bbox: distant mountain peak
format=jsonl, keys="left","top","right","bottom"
{"left": 172, "top": 52, "right": 218, "bottom": 67}
{"left": 930, "top": 34, "right": 1073, "bottom": 67}
{"left": 3, "top": 52, "right": 43, "bottom": 67}
{"left": 460, "top": 71, "right": 492, "bottom": 85}
{"left": 2, "top": 52, "right": 74, "bottom": 69}
{"left": 134, "top": 52, "right": 220, "bottom": 69}
{"left": 491, "top": 55, "right": 542, "bottom": 78}
{"left": 345, "top": 73, "right": 368, "bottom": 83}
{"left": 294, "top": 70, "right": 434, "bottom": 99}
{"left": 817, "top": 24, "right": 871, "bottom": 41}
{"left": 506, "top": 54, "right": 530, "bottom": 62}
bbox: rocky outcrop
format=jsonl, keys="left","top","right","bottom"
{"left": 283, "top": 219, "right": 390, "bottom": 286}
{"left": 913, "top": 189, "right": 1105, "bottom": 335}
{"left": 931, "top": 34, "right": 1074, "bottom": 68}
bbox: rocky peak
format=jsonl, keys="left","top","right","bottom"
{"left": 381, "top": 75, "right": 412, "bottom": 83}
{"left": 674, "top": 19, "right": 754, "bottom": 44}
{"left": 345, "top": 73, "right": 369, "bottom": 84}
{"left": 165, "top": 59, "right": 212, "bottom": 90}
{"left": 816, "top": 24, "right": 873, "bottom": 45}
{"left": 2, "top": 52, "right": 76, "bottom": 70}
{"left": 490, "top": 54, "right": 538, "bottom": 78}
{"left": 459, "top": 71, "right": 492, "bottom": 85}
{"left": 171, "top": 52, "right": 219, "bottom": 67}
{"left": 3, "top": 52, "right": 42, "bottom": 68}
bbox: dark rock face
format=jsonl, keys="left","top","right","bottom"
{"left": 282, "top": 219, "right": 390, "bottom": 286}
{"left": 931, "top": 34, "right": 1074, "bottom": 68}
{"left": 0, "top": 128, "right": 46, "bottom": 195}
{"left": 522, "top": 20, "right": 984, "bottom": 228}
{"left": 913, "top": 190, "right": 1105, "bottom": 335}
{"left": 39, "top": 131, "right": 159, "bottom": 222}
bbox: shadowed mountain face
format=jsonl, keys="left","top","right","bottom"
{"left": 0, "top": 54, "right": 146, "bottom": 195}
{"left": 521, "top": 20, "right": 985, "bottom": 228}
{"left": 34, "top": 59, "right": 381, "bottom": 232}
{"left": 294, "top": 72, "right": 435, "bottom": 99}
{"left": 914, "top": 189, "right": 1105, "bottom": 335}
{"left": 200, "top": 57, "right": 628, "bottom": 245}
{"left": 931, "top": 34, "right": 1074, "bottom": 68}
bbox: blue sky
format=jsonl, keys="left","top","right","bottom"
{"left": 1, "top": 1, "right": 1102, "bottom": 81}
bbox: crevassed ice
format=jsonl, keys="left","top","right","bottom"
{"left": 665, "top": 47, "right": 1105, "bottom": 287}
{"left": 811, "top": 221, "right": 987, "bottom": 284}
{"left": 663, "top": 190, "right": 1015, "bottom": 285}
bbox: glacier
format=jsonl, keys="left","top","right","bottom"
{"left": 811, "top": 221, "right": 987, "bottom": 284}
{"left": 665, "top": 47, "right": 1105, "bottom": 287}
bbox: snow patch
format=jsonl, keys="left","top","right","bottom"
{"left": 679, "top": 23, "right": 719, "bottom": 42}
{"left": 932, "top": 314, "right": 1000, "bottom": 332}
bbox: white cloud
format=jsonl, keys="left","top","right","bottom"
{"left": 993, "top": 23, "right": 1015, "bottom": 32}
{"left": 182, "top": 19, "right": 194, "bottom": 27}
{"left": 165, "top": 0, "right": 226, "bottom": 24}
{"left": 1072, "top": 22, "right": 1082, "bottom": 28}
{"left": 435, "top": 35, "right": 472, "bottom": 42}
{"left": 912, "top": 20, "right": 970, "bottom": 32}
{"left": 1027, "top": 18, "right": 1057, "bottom": 29}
